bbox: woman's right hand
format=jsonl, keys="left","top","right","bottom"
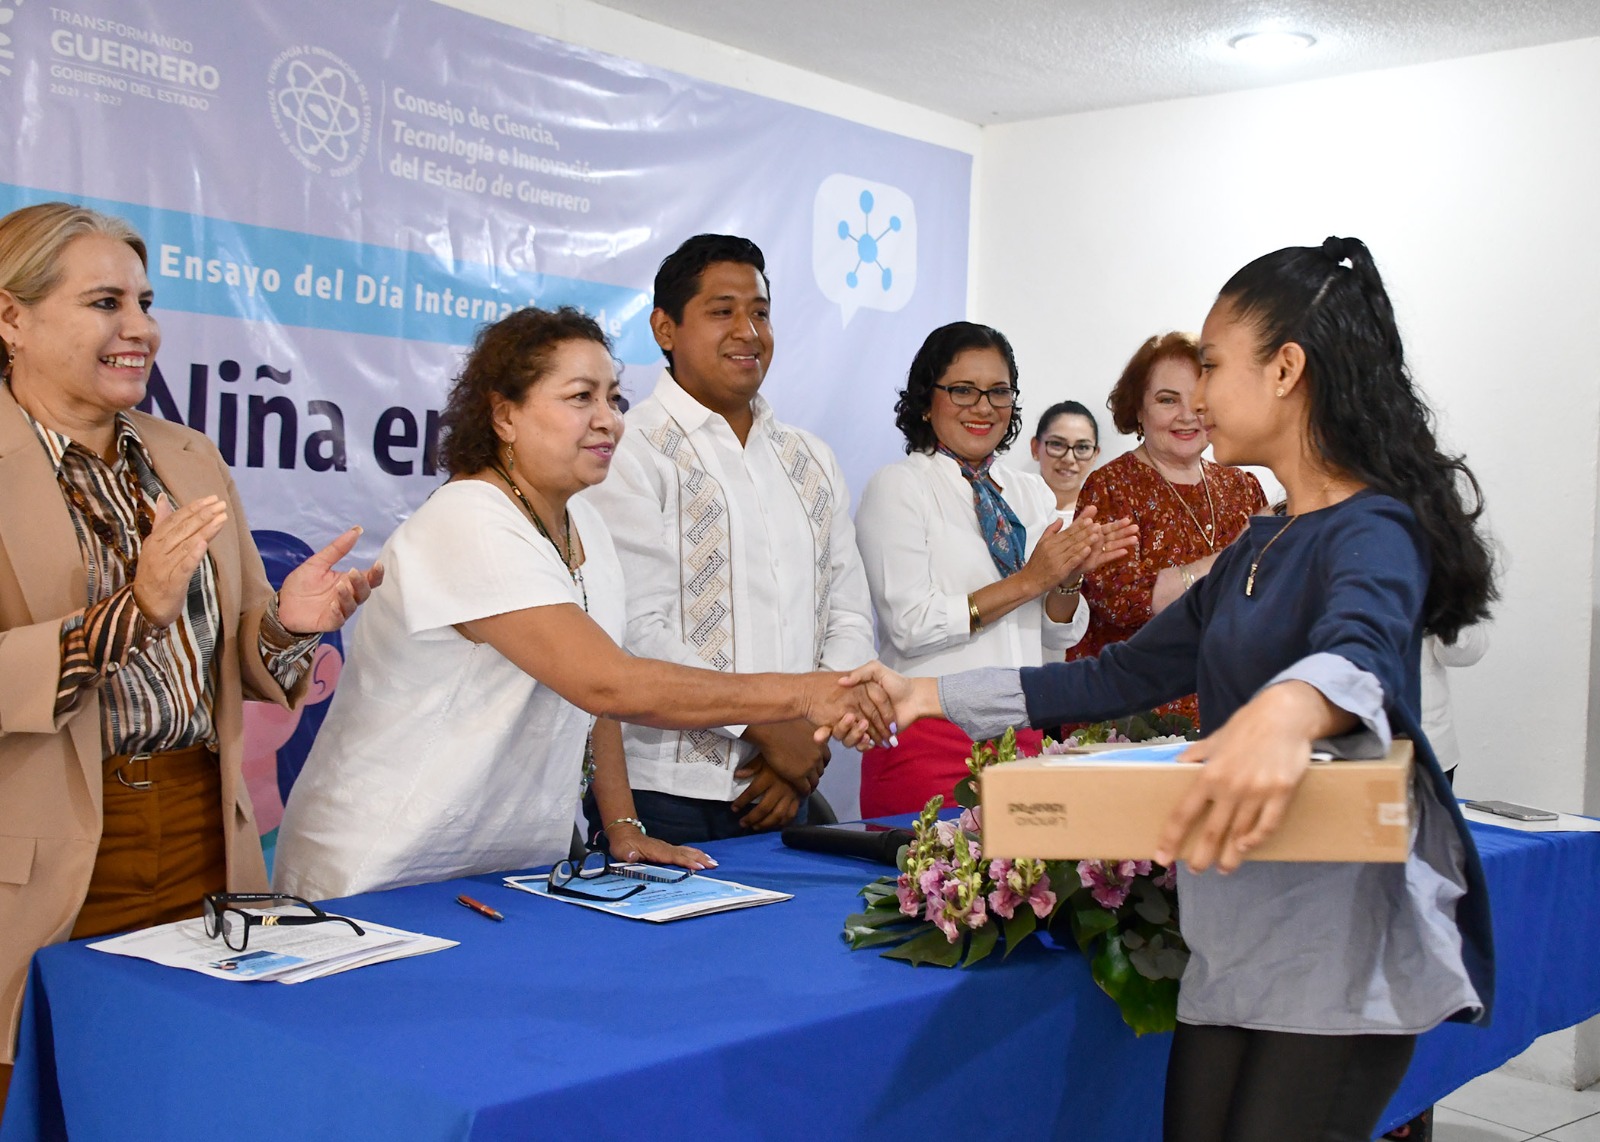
{"left": 838, "top": 662, "right": 943, "bottom": 733}
{"left": 799, "top": 670, "right": 895, "bottom": 749}
{"left": 1020, "top": 505, "right": 1103, "bottom": 596}
{"left": 132, "top": 494, "right": 228, "bottom": 627}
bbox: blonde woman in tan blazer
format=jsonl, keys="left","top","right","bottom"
{"left": 0, "top": 203, "right": 378, "bottom": 1120}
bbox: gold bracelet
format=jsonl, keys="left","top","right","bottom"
{"left": 1178, "top": 565, "right": 1196, "bottom": 591}
{"left": 967, "top": 593, "right": 982, "bottom": 632}
{"left": 605, "top": 816, "right": 647, "bottom": 836}
{"left": 1056, "top": 574, "right": 1085, "bottom": 596}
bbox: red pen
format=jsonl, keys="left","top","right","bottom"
{"left": 456, "top": 894, "right": 504, "bottom": 921}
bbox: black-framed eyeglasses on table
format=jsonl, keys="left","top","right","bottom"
{"left": 202, "top": 893, "right": 365, "bottom": 952}
{"left": 548, "top": 843, "right": 692, "bottom": 903}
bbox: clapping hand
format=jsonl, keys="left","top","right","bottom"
{"left": 276, "top": 526, "right": 385, "bottom": 635}
{"left": 133, "top": 494, "right": 229, "bottom": 627}
{"left": 1082, "top": 514, "right": 1138, "bottom": 574}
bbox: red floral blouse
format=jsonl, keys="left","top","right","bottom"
{"left": 1066, "top": 450, "right": 1267, "bottom": 729}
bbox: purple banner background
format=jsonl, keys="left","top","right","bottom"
{"left": 0, "top": 0, "right": 971, "bottom": 552}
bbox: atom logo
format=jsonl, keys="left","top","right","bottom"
{"left": 277, "top": 61, "right": 362, "bottom": 163}
{"left": 267, "top": 45, "right": 371, "bottom": 177}
{"left": 836, "top": 189, "right": 902, "bottom": 291}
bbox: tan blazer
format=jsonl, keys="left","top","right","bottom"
{"left": 0, "top": 385, "right": 301, "bottom": 1063}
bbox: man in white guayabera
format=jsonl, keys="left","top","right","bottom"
{"left": 584, "top": 234, "right": 877, "bottom": 844}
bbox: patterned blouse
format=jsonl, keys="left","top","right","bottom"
{"left": 1067, "top": 449, "right": 1266, "bottom": 729}
{"left": 26, "top": 411, "right": 317, "bottom": 756}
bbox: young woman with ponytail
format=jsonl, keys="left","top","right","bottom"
{"left": 851, "top": 237, "right": 1498, "bottom": 1140}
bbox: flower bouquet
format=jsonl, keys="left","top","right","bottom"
{"left": 843, "top": 723, "right": 1193, "bottom": 1034}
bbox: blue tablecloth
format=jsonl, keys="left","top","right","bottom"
{"left": 4, "top": 820, "right": 1598, "bottom": 1141}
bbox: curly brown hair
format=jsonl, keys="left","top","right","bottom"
{"left": 1106, "top": 331, "right": 1201, "bottom": 437}
{"left": 437, "top": 306, "right": 612, "bottom": 477}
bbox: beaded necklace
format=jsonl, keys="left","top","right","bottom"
{"left": 490, "top": 460, "right": 594, "bottom": 789}
{"left": 1140, "top": 445, "right": 1217, "bottom": 551}
{"left": 56, "top": 461, "right": 154, "bottom": 580}
{"left": 490, "top": 461, "right": 587, "bottom": 610}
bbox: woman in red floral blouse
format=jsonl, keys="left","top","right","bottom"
{"left": 1068, "top": 332, "right": 1266, "bottom": 729}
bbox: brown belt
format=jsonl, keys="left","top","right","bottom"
{"left": 103, "top": 743, "right": 217, "bottom": 790}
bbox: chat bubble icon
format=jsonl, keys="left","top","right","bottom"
{"left": 812, "top": 174, "right": 917, "bottom": 327}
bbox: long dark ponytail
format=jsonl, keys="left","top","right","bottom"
{"left": 1217, "top": 237, "right": 1496, "bottom": 642}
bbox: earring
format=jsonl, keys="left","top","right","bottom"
{"left": 1275, "top": 387, "right": 1285, "bottom": 397}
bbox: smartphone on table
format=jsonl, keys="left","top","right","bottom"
{"left": 1462, "top": 799, "right": 1559, "bottom": 822}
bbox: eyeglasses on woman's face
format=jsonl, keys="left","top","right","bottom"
{"left": 1038, "top": 437, "right": 1098, "bottom": 460}
{"left": 933, "top": 383, "right": 1016, "bottom": 409}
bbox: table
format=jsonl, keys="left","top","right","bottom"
{"left": 4, "top": 821, "right": 1598, "bottom": 1141}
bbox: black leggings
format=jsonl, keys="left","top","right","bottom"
{"left": 1164, "top": 1022, "right": 1416, "bottom": 1142}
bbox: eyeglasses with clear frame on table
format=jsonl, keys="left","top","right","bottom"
{"left": 201, "top": 892, "right": 365, "bottom": 952}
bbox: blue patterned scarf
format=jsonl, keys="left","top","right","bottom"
{"left": 937, "top": 444, "right": 1026, "bottom": 577}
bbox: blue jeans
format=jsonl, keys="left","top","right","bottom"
{"left": 583, "top": 789, "right": 809, "bottom": 847}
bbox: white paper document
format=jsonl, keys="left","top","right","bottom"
{"left": 88, "top": 908, "right": 456, "bottom": 982}
{"left": 503, "top": 870, "right": 791, "bottom": 922}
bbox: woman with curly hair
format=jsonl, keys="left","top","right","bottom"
{"left": 852, "top": 321, "right": 1134, "bottom": 817}
{"left": 1067, "top": 332, "right": 1267, "bottom": 731}
{"left": 274, "top": 307, "right": 891, "bottom": 899}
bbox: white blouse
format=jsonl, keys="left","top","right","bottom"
{"left": 854, "top": 450, "right": 1087, "bottom": 679}
{"left": 274, "top": 481, "right": 625, "bottom": 900}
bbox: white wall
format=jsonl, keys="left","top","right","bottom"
{"left": 977, "top": 38, "right": 1600, "bottom": 816}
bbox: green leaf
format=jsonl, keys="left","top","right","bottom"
{"left": 953, "top": 775, "right": 979, "bottom": 809}
{"left": 1000, "top": 909, "right": 1038, "bottom": 958}
{"left": 1111, "top": 970, "right": 1181, "bottom": 1035}
{"left": 1090, "top": 938, "right": 1179, "bottom": 1034}
{"left": 843, "top": 908, "right": 913, "bottom": 931}
{"left": 881, "top": 926, "right": 965, "bottom": 967}
{"left": 1072, "top": 904, "right": 1119, "bottom": 940}
{"left": 1131, "top": 879, "right": 1172, "bottom": 925}
{"left": 962, "top": 920, "right": 999, "bottom": 966}
{"left": 845, "top": 924, "right": 922, "bottom": 950}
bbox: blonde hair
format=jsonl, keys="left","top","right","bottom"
{"left": 0, "top": 202, "right": 148, "bottom": 375}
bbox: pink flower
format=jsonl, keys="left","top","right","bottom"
{"left": 1154, "top": 864, "right": 1177, "bottom": 890}
{"left": 1077, "top": 860, "right": 1132, "bottom": 910}
{"left": 934, "top": 819, "right": 959, "bottom": 848}
{"left": 918, "top": 859, "right": 952, "bottom": 900}
{"left": 957, "top": 806, "right": 982, "bottom": 833}
{"left": 1025, "top": 876, "right": 1056, "bottom": 919}
{"left": 896, "top": 872, "right": 924, "bottom": 917}
{"left": 987, "top": 859, "right": 1023, "bottom": 920}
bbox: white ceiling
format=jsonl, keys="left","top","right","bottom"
{"left": 585, "top": 0, "right": 1600, "bottom": 123}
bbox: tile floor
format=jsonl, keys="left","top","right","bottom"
{"left": 1434, "top": 1069, "right": 1600, "bottom": 1140}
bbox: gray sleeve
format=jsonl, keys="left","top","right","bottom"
{"left": 938, "top": 667, "right": 1030, "bottom": 741}
{"left": 1266, "top": 651, "right": 1392, "bottom": 760}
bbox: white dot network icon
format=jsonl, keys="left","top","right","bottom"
{"left": 812, "top": 173, "right": 917, "bottom": 327}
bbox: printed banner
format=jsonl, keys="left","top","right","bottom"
{"left": 0, "top": 0, "right": 971, "bottom": 551}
